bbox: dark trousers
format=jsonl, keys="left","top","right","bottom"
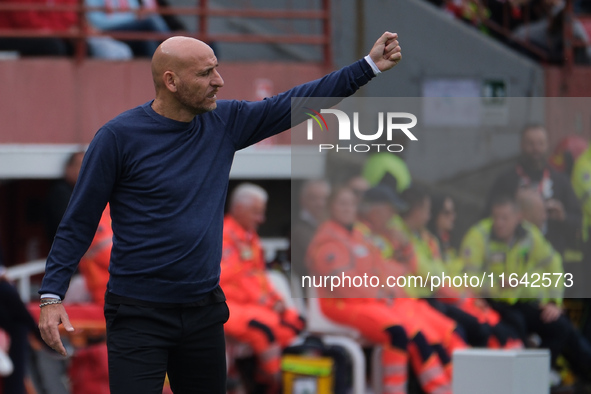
{"left": 105, "top": 301, "right": 230, "bottom": 394}
{"left": 489, "top": 300, "right": 591, "bottom": 378}
{"left": 0, "top": 280, "right": 39, "bottom": 394}
{"left": 428, "top": 299, "right": 521, "bottom": 347}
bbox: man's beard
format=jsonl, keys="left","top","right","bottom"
{"left": 177, "top": 85, "right": 216, "bottom": 115}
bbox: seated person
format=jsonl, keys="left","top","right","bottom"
{"left": 307, "top": 186, "right": 455, "bottom": 394}
{"left": 0, "top": 260, "right": 45, "bottom": 394}
{"left": 78, "top": 205, "right": 112, "bottom": 307}
{"left": 221, "top": 184, "right": 304, "bottom": 394}
{"left": 0, "top": 0, "right": 72, "bottom": 56}
{"left": 422, "top": 191, "right": 523, "bottom": 349}
{"left": 461, "top": 195, "right": 591, "bottom": 381}
{"left": 85, "top": 0, "right": 170, "bottom": 57}
{"left": 0, "top": 0, "right": 132, "bottom": 59}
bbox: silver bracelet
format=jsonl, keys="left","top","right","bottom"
{"left": 39, "top": 299, "right": 62, "bottom": 308}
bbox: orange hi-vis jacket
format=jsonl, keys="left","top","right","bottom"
{"left": 355, "top": 221, "right": 410, "bottom": 279}
{"left": 306, "top": 220, "right": 401, "bottom": 300}
{"left": 307, "top": 220, "right": 453, "bottom": 393}
{"left": 220, "top": 215, "right": 282, "bottom": 308}
{"left": 221, "top": 215, "right": 303, "bottom": 387}
{"left": 79, "top": 205, "right": 112, "bottom": 307}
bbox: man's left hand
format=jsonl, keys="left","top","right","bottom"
{"left": 369, "top": 31, "right": 402, "bottom": 72}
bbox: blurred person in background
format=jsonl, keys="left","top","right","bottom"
{"left": 461, "top": 195, "right": 591, "bottom": 383}
{"left": 346, "top": 174, "right": 370, "bottom": 205}
{"left": 569, "top": 145, "right": 591, "bottom": 345}
{"left": 512, "top": 0, "right": 591, "bottom": 63}
{"left": 395, "top": 186, "right": 450, "bottom": 296}
{"left": 486, "top": 124, "right": 582, "bottom": 258}
{"left": 0, "top": 0, "right": 71, "bottom": 56}
{"left": 85, "top": 0, "right": 169, "bottom": 57}
{"left": 426, "top": 193, "right": 524, "bottom": 349}
{"left": 427, "top": 194, "right": 459, "bottom": 265}
{"left": 549, "top": 136, "right": 589, "bottom": 179}
{"left": 44, "top": 150, "right": 85, "bottom": 244}
{"left": 517, "top": 188, "right": 549, "bottom": 230}
{"left": 291, "top": 179, "right": 331, "bottom": 278}
{"left": 307, "top": 187, "right": 453, "bottom": 394}
{"left": 78, "top": 205, "right": 112, "bottom": 307}
{"left": 221, "top": 183, "right": 304, "bottom": 394}
{"left": 154, "top": 0, "right": 185, "bottom": 31}
{"left": 0, "top": 0, "right": 132, "bottom": 59}
{"left": 356, "top": 186, "right": 475, "bottom": 357}
{"left": 0, "top": 246, "right": 46, "bottom": 394}
{"left": 355, "top": 185, "right": 410, "bottom": 269}
{"left": 363, "top": 151, "right": 412, "bottom": 194}
{"left": 393, "top": 186, "right": 513, "bottom": 350}
{"left": 572, "top": 144, "right": 591, "bottom": 262}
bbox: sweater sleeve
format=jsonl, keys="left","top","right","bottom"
{"left": 39, "top": 127, "right": 120, "bottom": 299}
{"left": 223, "top": 59, "right": 376, "bottom": 151}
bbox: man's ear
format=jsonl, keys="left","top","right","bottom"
{"left": 163, "top": 71, "right": 178, "bottom": 93}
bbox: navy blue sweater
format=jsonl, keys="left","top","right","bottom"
{"left": 40, "top": 59, "right": 375, "bottom": 303}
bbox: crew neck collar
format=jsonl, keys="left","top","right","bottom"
{"left": 142, "top": 101, "right": 197, "bottom": 128}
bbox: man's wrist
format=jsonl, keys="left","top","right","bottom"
{"left": 364, "top": 55, "right": 381, "bottom": 76}
{"left": 40, "top": 293, "right": 61, "bottom": 300}
{"left": 40, "top": 299, "right": 62, "bottom": 308}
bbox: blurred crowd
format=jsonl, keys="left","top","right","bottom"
{"left": 288, "top": 124, "right": 591, "bottom": 392}
{"left": 424, "top": 0, "right": 591, "bottom": 64}
{"left": 0, "top": 0, "right": 590, "bottom": 64}
{"left": 0, "top": 0, "right": 185, "bottom": 59}
{"left": 2, "top": 123, "right": 591, "bottom": 393}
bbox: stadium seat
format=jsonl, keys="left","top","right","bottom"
{"left": 225, "top": 270, "right": 305, "bottom": 386}
{"left": 453, "top": 349, "right": 550, "bottom": 394}
{"left": 266, "top": 269, "right": 308, "bottom": 318}
{"left": 306, "top": 287, "right": 371, "bottom": 394}
{"left": 580, "top": 16, "right": 591, "bottom": 42}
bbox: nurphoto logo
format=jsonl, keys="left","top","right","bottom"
{"left": 305, "top": 109, "right": 418, "bottom": 153}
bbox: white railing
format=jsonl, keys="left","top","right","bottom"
{"left": 5, "top": 239, "right": 288, "bottom": 303}
{"left": 5, "top": 259, "right": 46, "bottom": 302}
{"left": 260, "top": 237, "right": 289, "bottom": 262}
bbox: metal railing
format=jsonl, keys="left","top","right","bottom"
{"left": 3, "top": 237, "right": 288, "bottom": 303}
{"left": 0, "top": 0, "right": 333, "bottom": 66}
{"left": 477, "top": 0, "right": 590, "bottom": 67}
{"left": 5, "top": 259, "right": 46, "bottom": 302}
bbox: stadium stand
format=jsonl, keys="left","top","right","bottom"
{"left": 2, "top": 1, "right": 591, "bottom": 393}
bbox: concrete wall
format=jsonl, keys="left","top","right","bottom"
{"left": 176, "top": 0, "right": 547, "bottom": 182}
{"left": 330, "top": 0, "right": 546, "bottom": 183}
{"left": 334, "top": 0, "right": 545, "bottom": 97}
{"left": 0, "top": 59, "right": 324, "bottom": 144}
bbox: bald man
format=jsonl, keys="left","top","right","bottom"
{"left": 516, "top": 188, "right": 548, "bottom": 231}
{"left": 37, "top": 33, "right": 402, "bottom": 393}
{"left": 291, "top": 179, "right": 331, "bottom": 277}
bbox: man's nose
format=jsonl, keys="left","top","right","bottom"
{"left": 212, "top": 70, "right": 224, "bottom": 87}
